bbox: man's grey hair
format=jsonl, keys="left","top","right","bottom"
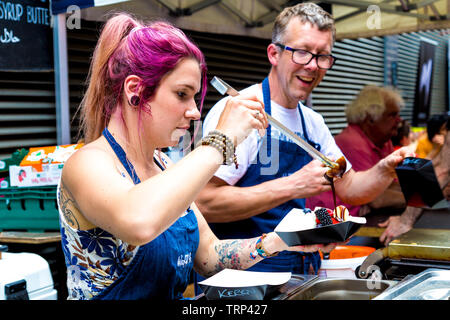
{"left": 346, "top": 85, "right": 404, "bottom": 124}
{"left": 272, "top": 2, "right": 336, "bottom": 44}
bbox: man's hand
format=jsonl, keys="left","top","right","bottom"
{"left": 378, "top": 206, "right": 423, "bottom": 246}
{"left": 378, "top": 146, "right": 416, "bottom": 178}
{"left": 378, "top": 215, "right": 413, "bottom": 246}
{"left": 431, "top": 133, "right": 445, "bottom": 146}
{"left": 285, "top": 160, "right": 331, "bottom": 199}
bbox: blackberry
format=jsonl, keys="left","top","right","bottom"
{"left": 315, "top": 208, "right": 333, "bottom": 226}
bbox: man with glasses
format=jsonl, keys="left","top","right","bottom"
{"left": 196, "top": 2, "right": 412, "bottom": 275}
{"left": 274, "top": 43, "right": 336, "bottom": 70}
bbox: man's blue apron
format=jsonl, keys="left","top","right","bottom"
{"left": 91, "top": 128, "right": 199, "bottom": 300}
{"left": 209, "top": 77, "right": 321, "bottom": 274}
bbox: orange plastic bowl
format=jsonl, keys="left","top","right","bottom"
{"left": 319, "top": 245, "right": 375, "bottom": 260}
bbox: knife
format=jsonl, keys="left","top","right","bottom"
{"left": 210, "top": 76, "right": 340, "bottom": 170}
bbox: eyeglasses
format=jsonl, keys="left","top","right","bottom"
{"left": 275, "top": 43, "right": 337, "bottom": 70}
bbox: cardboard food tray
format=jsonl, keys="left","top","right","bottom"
{"left": 198, "top": 269, "right": 291, "bottom": 300}
{"left": 395, "top": 157, "right": 446, "bottom": 209}
{"left": 199, "top": 283, "right": 272, "bottom": 300}
{"left": 275, "top": 220, "right": 362, "bottom": 246}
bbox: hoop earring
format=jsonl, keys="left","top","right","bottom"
{"left": 130, "top": 95, "right": 140, "bottom": 107}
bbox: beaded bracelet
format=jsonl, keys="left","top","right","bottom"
{"left": 197, "top": 130, "right": 238, "bottom": 169}
{"left": 250, "top": 233, "right": 278, "bottom": 260}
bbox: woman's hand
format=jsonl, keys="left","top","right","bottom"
{"left": 215, "top": 93, "right": 268, "bottom": 146}
{"left": 262, "top": 232, "right": 336, "bottom": 254}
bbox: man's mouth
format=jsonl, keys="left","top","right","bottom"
{"left": 297, "top": 75, "right": 314, "bottom": 84}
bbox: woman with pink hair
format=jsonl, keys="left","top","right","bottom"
{"left": 57, "top": 13, "right": 321, "bottom": 300}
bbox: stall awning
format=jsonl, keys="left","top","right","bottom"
{"left": 50, "top": 0, "right": 129, "bottom": 15}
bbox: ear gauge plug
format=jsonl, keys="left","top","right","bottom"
{"left": 130, "top": 95, "right": 140, "bottom": 107}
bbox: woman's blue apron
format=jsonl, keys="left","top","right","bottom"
{"left": 92, "top": 128, "right": 199, "bottom": 300}
{"left": 209, "top": 77, "right": 321, "bottom": 274}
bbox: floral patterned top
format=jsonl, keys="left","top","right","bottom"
{"left": 57, "top": 184, "right": 139, "bottom": 300}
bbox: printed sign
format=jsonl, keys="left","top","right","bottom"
{"left": 0, "top": 0, "right": 52, "bottom": 71}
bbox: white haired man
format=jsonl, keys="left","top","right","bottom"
{"left": 307, "top": 85, "right": 435, "bottom": 246}
{"left": 307, "top": 85, "right": 406, "bottom": 218}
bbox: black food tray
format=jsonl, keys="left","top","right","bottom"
{"left": 199, "top": 284, "right": 276, "bottom": 300}
{"left": 275, "top": 221, "right": 362, "bottom": 246}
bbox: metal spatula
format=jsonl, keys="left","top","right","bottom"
{"left": 210, "top": 76, "right": 342, "bottom": 172}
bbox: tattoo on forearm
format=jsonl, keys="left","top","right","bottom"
{"left": 59, "top": 183, "right": 80, "bottom": 229}
{"left": 205, "top": 238, "right": 256, "bottom": 277}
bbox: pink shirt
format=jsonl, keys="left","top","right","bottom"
{"left": 306, "top": 124, "right": 394, "bottom": 216}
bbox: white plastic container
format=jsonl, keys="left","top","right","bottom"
{"left": 319, "top": 256, "right": 367, "bottom": 279}
{"left": 318, "top": 245, "right": 375, "bottom": 279}
{"left": 0, "top": 252, "right": 57, "bottom": 300}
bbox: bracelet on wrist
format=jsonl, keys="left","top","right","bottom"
{"left": 250, "top": 233, "right": 278, "bottom": 260}
{"left": 197, "top": 130, "right": 238, "bottom": 169}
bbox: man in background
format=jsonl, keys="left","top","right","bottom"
{"left": 307, "top": 85, "right": 406, "bottom": 218}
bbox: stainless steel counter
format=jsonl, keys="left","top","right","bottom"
{"left": 374, "top": 268, "right": 450, "bottom": 300}
{"left": 386, "top": 228, "right": 450, "bottom": 261}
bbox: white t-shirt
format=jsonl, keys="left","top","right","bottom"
{"left": 203, "top": 84, "right": 351, "bottom": 185}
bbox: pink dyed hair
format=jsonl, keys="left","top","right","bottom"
{"left": 78, "top": 13, "right": 208, "bottom": 143}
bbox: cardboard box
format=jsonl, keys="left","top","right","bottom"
{"left": 19, "top": 144, "right": 82, "bottom": 171}
{"left": 9, "top": 163, "right": 64, "bottom": 187}
{"left": 9, "top": 144, "right": 82, "bottom": 187}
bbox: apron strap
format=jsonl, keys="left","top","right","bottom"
{"left": 102, "top": 127, "right": 166, "bottom": 184}
{"left": 297, "top": 103, "right": 321, "bottom": 152}
{"left": 262, "top": 77, "right": 272, "bottom": 156}
{"left": 262, "top": 77, "right": 320, "bottom": 152}
{"left": 103, "top": 127, "right": 141, "bottom": 184}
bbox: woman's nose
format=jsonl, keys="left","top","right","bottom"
{"left": 186, "top": 103, "right": 201, "bottom": 121}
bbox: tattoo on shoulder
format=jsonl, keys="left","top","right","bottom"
{"left": 59, "top": 182, "right": 81, "bottom": 229}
